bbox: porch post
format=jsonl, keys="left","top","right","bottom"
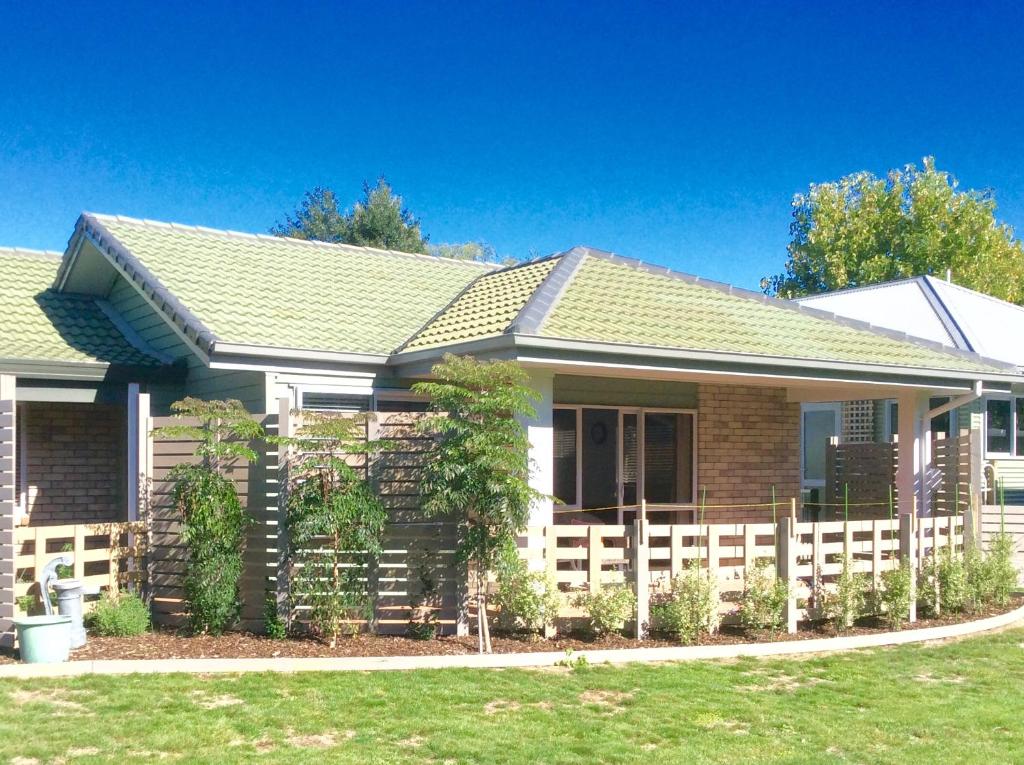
{"left": 895, "top": 391, "right": 929, "bottom": 515}
{"left": 521, "top": 370, "right": 554, "bottom": 526}
{"left": 0, "top": 374, "right": 16, "bottom": 647}
{"left": 520, "top": 370, "right": 554, "bottom": 573}
{"left": 127, "top": 384, "right": 151, "bottom": 523}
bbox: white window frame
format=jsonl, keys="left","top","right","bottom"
{"left": 296, "top": 384, "right": 373, "bottom": 412}
{"left": 984, "top": 394, "right": 1021, "bottom": 458}
{"left": 801, "top": 402, "right": 842, "bottom": 490}
{"left": 552, "top": 404, "right": 698, "bottom": 511}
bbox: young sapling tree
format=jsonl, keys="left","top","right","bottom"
{"left": 155, "top": 398, "right": 264, "bottom": 635}
{"left": 413, "top": 354, "right": 543, "bottom": 654}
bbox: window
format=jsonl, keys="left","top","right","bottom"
{"left": 299, "top": 391, "right": 371, "bottom": 412}
{"left": 802, "top": 404, "right": 839, "bottom": 486}
{"left": 883, "top": 397, "right": 953, "bottom": 443}
{"left": 987, "top": 397, "right": 1015, "bottom": 455}
{"left": 552, "top": 408, "right": 578, "bottom": 506}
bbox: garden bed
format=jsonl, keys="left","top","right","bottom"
{"left": 2, "top": 596, "right": 1018, "bottom": 663}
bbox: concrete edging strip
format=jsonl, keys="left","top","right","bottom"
{"left": 2, "top": 604, "right": 1023, "bottom": 679}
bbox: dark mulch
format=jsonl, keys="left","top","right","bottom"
{"left": 1, "top": 596, "right": 1019, "bottom": 664}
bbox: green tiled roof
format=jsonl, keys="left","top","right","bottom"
{"left": 538, "top": 252, "right": 1006, "bottom": 374}
{"left": 403, "top": 257, "right": 558, "bottom": 351}
{"left": 87, "top": 215, "right": 494, "bottom": 355}
{"left": 0, "top": 248, "right": 161, "bottom": 367}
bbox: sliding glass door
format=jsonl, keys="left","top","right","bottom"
{"left": 553, "top": 406, "right": 695, "bottom": 515}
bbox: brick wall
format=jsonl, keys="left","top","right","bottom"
{"left": 20, "top": 402, "right": 126, "bottom": 526}
{"left": 697, "top": 384, "right": 801, "bottom": 523}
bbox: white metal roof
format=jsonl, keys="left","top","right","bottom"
{"left": 797, "top": 276, "right": 1024, "bottom": 368}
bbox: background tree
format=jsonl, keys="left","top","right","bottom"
{"left": 273, "top": 177, "right": 428, "bottom": 253}
{"left": 429, "top": 241, "right": 515, "bottom": 265}
{"left": 412, "top": 354, "right": 542, "bottom": 653}
{"left": 762, "top": 157, "right": 1024, "bottom": 303}
{"left": 154, "top": 398, "right": 264, "bottom": 635}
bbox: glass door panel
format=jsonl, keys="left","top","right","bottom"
{"left": 582, "top": 408, "right": 618, "bottom": 510}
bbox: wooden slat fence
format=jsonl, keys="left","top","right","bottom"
{"left": 981, "top": 504, "right": 1024, "bottom": 584}
{"left": 826, "top": 431, "right": 974, "bottom": 518}
{"left": 0, "top": 398, "right": 15, "bottom": 643}
{"left": 522, "top": 513, "right": 964, "bottom": 633}
{"left": 149, "top": 408, "right": 462, "bottom": 635}
{"left": 12, "top": 522, "right": 146, "bottom": 616}
{"left": 931, "top": 433, "right": 972, "bottom": 515}
{"left": 824, "top": 439, "right": 897, "bottom": 516}
{"left": 281, "top": 411, "right": 461, "bottom": 635}
{"left": 149, "top": 413, "right": 273, "bottom": 629}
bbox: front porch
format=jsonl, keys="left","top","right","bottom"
{"left": 522, "top": 372, "right": 986, "bottom": 531}
{"left": 0, "top": 376, "right": 150, "bottom": 630}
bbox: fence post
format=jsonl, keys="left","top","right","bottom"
{"left": 276, "top": 396, "right": 293, "bottom": 630}
{"left": 633, "top": 519, "right": 649, "bottom": 640}
{"left": 899, "top": 512, "right": 917, "bottom": 623}
{"left": 588, "top": 525, "right": 602, "bottom": 595}
{"left": 777, "top": 516, "right": 798, "bottom": 634}
{"left": 543, "top": 526, "right": 557, "bottom": 639}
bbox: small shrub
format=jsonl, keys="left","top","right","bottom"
{"left": 87, "top": 592, "right": 150, "bottom": 637}
{"left": 985, "top": 533, "right": 1019, "bottom": 608}
{"left": 263, "top": 591, "right": 287, "bottom": 640}
{"left": 964, "top": 544, "right": 992, "bottom": 611}
{"left": 738, "top": 561, "right": 789, "bottom": 633}
{"left": 818, "top": 559, "right": 869, "bottom": 630}
{"left": 572, "top": 585, "right": 636, "bottom": 637}
{"left": 919, "top": 548, "right": 967, "bottom": 617}
{"left": 492, "top": 547, "right": 560, "bottom": 634}
{"left": 650, "top": 571, "right": 719, "bottom": 645}
{"left": 878, "top": 558, "right": 914, "bottom": 630}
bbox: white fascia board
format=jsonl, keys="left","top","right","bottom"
{"left": 0, "top": 358, "right": 113, "bottom": 381}
{"left": 510, "top": 335, "right": 1021, "bottom": 386}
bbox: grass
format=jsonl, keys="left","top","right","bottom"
{"left": 2, "top": 629, "right": 1023, "bottom": 764}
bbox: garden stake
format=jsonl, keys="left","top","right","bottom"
{"left": 844, "top": 482, "right": 849, "bottom": 522}
{"left": 888, "top": 484, "right": 894, "bottom": 525}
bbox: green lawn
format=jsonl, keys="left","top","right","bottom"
{"left": 3, "top": 629, "right": 1023, "bottom": 764}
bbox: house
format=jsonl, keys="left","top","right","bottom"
{"left": 796, "top": 276, "right": 1024, "bottom": 502}
{"left": 1, "top": 214, "right": 1019, "bottom": 636}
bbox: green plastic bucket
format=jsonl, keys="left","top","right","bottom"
{"left": 13, "top": 615, "right": 72, "bottom": 663}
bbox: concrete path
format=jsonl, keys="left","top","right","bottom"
{"left": 2, "top": 604, "right": 1022, "bottom": 679}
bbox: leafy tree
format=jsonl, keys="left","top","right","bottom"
{"left": 429, "top": 241, "right": 516, "bottom": 265}
{"left": 271, "top": 186, "right": 349, "bottom": 243}
{"left": 412, "top": 354, "right": 543, "bottom": 653}
{"left": 154, "top": 398, "right": 264, "bottom": 635}
{"left": 276, "top": 411, "right": 390, "bottom": 646}
{"left": 273, "top": 177, "right": 428, "bottom": 254}
{"left": 763, "top": 157, "right": 1024, "bottom": 303}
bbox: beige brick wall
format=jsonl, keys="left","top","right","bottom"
{"left": 20, "top": 402, "right": 126, "bottom": 526}
{"left": 697, "top": 384, "right": 800, "bottom": 523}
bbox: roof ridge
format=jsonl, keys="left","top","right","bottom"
{"left": 916, "top": 277, "right": 973, "bottom": 352}
{"left": 795, "top": 276, "right": 925, "bottom": 300}
{"left": 0, "top": 247, "right": 64, "bottom": 261}
{"left": 84, "top": 212, "right": 497, "bottom": 271}
{"left": 510, "top": 248, "right": 588, "bottom": 335}
{"left": 74, "top": 213, "right": 220, "bottom": 354}
{"left": 576, "top": 247, "right": 1017, "bottom": 372}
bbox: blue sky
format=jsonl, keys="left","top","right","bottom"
{"left": 1, "top": 2, "right": 1022, "bottom": 289}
